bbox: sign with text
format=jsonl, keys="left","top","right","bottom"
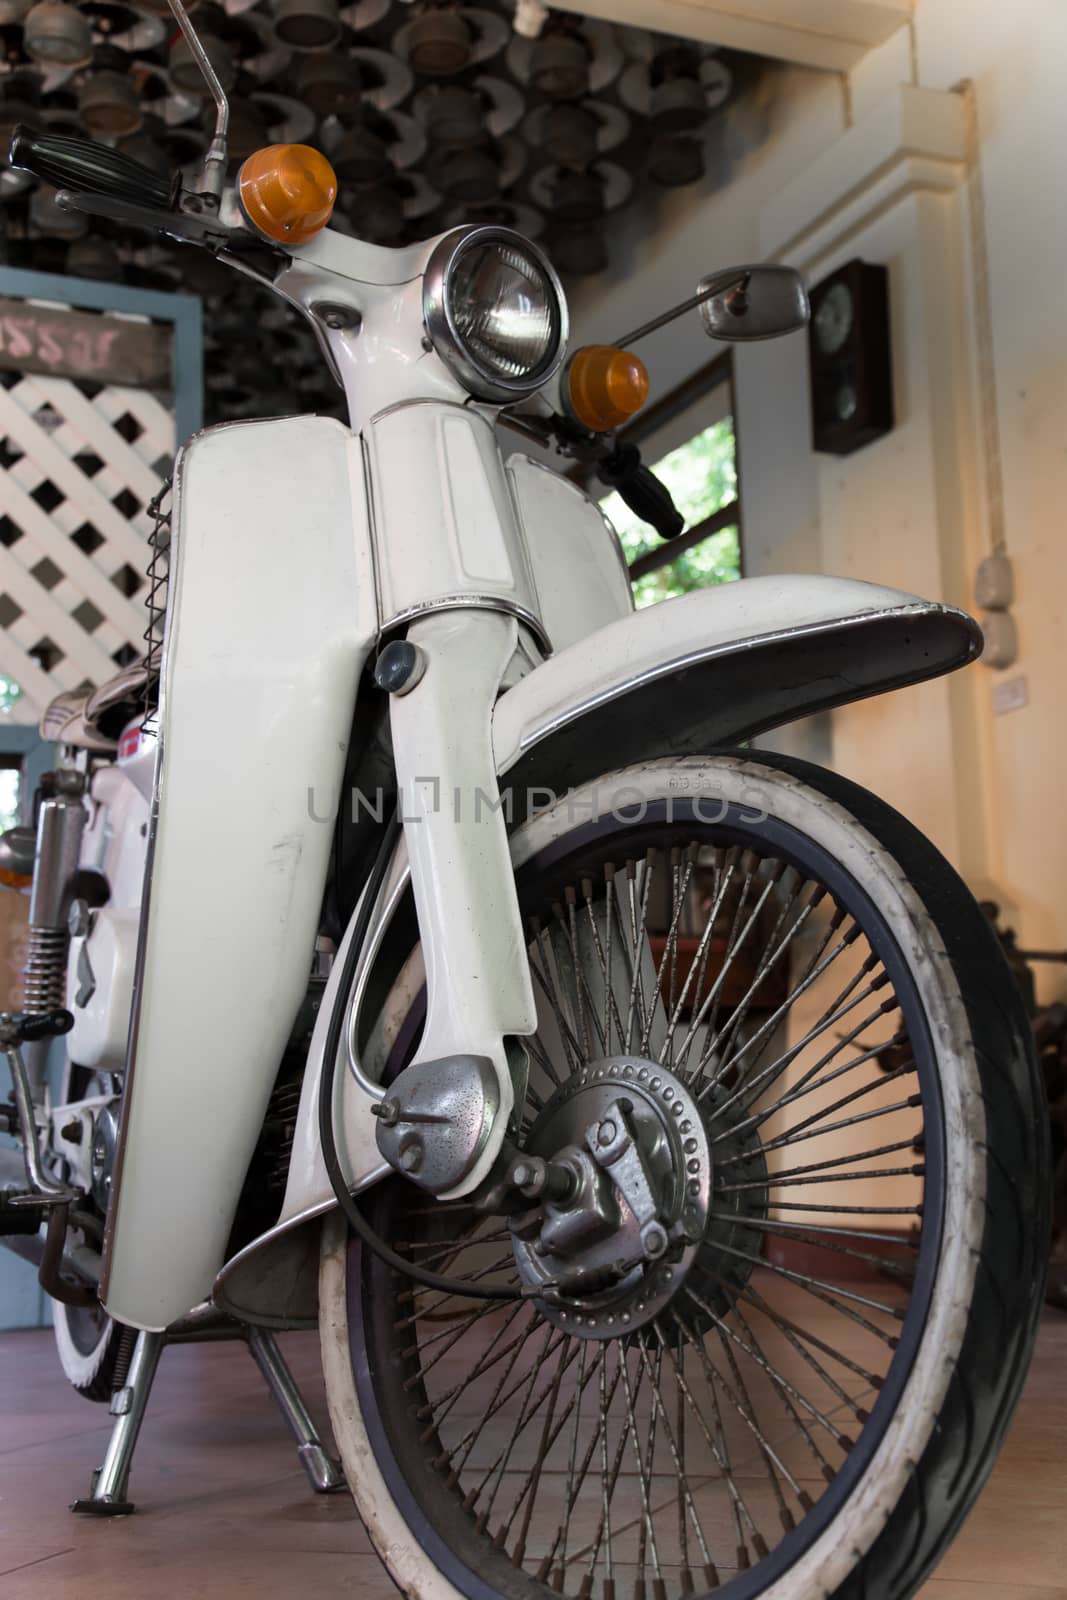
{"left": 0, "top": 299, "right": 172, "bottom": 389}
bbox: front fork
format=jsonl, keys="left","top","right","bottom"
{"left": 375, "top": 607, "right": 537, "bottom": 1198}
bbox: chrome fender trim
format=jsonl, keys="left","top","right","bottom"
{"left": 212, "top": 577, "right": 980, "bottom": 1325}
{"left": 492, "top": 576, "right": 981, "bottom": 792}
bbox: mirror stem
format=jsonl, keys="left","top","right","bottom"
{"left": 614, "top": 270, "right": 750, "bottom": 349}
{"left": 167, "top": 0, "right": 229, "bottom": 204}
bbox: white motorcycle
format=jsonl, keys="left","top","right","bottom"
{"left": 0, "top": 6, "right": 1049, "bottom": 1597}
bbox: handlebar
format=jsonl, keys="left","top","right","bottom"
{"left": 8, "top": 125, "right": 173, "bottom": 211}
{"left": 595, "top": 442, "right": 685, "bottom": 541}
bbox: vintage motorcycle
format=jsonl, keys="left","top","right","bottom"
{"left": 0, "top": 5, "right": 1049, "bottom": 1597}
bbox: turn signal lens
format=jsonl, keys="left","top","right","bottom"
{"left": 566, "top": 344, "right": 650, "bottom": 432}
{"left": 237, "top": 143, "right": 337, "bottom": 246}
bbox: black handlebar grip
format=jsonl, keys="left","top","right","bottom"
{"left": 8, "top": 125, "right": 172, "bottom": 209}
{"left": 596, "top": 443, "right": 685, "bottom": 541}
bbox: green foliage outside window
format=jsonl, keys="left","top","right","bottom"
{"left": 0, "top": 768, "right": 18, "bottom": 832}
{"left": 600, "top": 417, "right": 740, "bottom": 608}
{"left": 0, "top": 677, "right": 21, "bottom": 713}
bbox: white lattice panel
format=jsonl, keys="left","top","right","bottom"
{"left": 0, "top": 370, "right": 174, "bottom": 721}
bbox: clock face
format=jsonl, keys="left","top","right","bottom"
{"left": 835, "top": 381, "right": 858, "bottom": 421}
{"left": 814, "top": 280, "right": 854, "bottom": 354}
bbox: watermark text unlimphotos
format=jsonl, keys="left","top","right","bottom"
{"left": 306, "top": 778, "right": 769, "bottom": 828}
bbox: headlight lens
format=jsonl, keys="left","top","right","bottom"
{"left": 423, "top": 227, "right": 568, "bottom": 402}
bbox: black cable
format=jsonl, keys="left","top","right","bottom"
{"left": 317, "top": 807, "right": 521, "bottom": 1302}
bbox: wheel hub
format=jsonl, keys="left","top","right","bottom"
{"left": 509, "top": 1057, "right": 714, "bottom": 1339}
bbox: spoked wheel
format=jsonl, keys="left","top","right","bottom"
{"left": 53, "top": 1066, "right": 123, "bottom": 1401}
{"left": 53, "top": 1300, "right": 125, "bottom": 1401}
{"left": 321, "top": 754, "right": 1048, "bottom": 1600}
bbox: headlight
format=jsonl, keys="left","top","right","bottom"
{"left": 423, "top": 226, "right": 568, "bottom": 403}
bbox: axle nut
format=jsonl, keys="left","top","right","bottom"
{"left": 641, "top": 1221, "right": 668, "bottom": 1260}
{"left": 399, "top": 1139, "right": 423, "bottom": 1174}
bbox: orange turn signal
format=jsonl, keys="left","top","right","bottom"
{"left": 566, "top": 344, "right": 650, "bottom": 432}
{"left": 237, "top": 143, "right": 337, "bottom": 246}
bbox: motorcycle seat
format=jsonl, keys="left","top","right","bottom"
{"left": 39, "top": 661, "right": 155, "bottom": 752}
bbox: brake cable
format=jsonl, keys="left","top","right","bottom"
{"left": 317, "top": 807, "right": 522, "bottom": 1301}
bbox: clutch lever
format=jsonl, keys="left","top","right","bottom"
{"left": 57, "top": 189, "right": 239, "bottom": 250}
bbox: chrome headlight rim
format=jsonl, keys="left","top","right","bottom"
{"left": 422, "top": 224, "right": 569, "bottom": 404}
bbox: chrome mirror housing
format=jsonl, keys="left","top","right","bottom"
{"left": 697, "top": 264, "right": 809, "bottom": 341}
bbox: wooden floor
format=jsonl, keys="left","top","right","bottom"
{"left": 1, "top": 1311, "right": 1066, "bottom": 1600}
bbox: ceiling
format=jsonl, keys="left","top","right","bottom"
{"left": 0, "top": 0, "right": 774, "bottom": 419}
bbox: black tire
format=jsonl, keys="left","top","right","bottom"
{"left": 760, "top": 753, "right": 1050, "bottom": 1599}
{"left": 321, "top": 752, "right": 1050, "bottom": 1600}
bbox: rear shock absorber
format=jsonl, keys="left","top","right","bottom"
{"left": 21, "top": 770, "right": 87, "bottom": 1093}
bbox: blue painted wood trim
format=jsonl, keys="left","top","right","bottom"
{"left": 0, "top": 264, "right": 203, "bottom": 448}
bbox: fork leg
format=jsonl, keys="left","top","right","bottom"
{"left": 245, "top": 1326, "right": 346, "bottom": 1493}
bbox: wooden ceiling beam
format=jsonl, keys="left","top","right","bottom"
{"left": 552, "top": 0, "right": 913, "bottom": 73}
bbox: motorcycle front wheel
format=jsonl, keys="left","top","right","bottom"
{"left": 320, "top": 753, "right": 1048, "bottom": 1600}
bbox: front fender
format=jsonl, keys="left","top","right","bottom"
{"left": 493, "top": 575, "right": 981, "bottom": 795}
{"left": 211, "top": 574, "right": 980, "bottom": 1328}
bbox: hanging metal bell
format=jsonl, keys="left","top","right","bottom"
{"left": 294, "top": 53, "right": 362, "bottom": 117}
{"left": 424, "top": 85, "right": 484, "bottom": 147}
{"left": 405, "top": 7, "right": 472, "bottom": 77}
{"left": 78, "top": 70, "right": 143, "bottom": 138}
{"left": 0, "top": 0, "right": 33, "bottom": 24}
{"left": 169, "top": 32, "right": 236, "bottom": 95}
{"left": 647, "top": 134, "right": 705, "bottom": 186}
{"left": 133, "top": 0, "right": 199, "bottom": 14}
{"left": 23, "top": 2, "right": 93, "bottom": 67}
{"left": 649, "top": 48, "right": 708, "bottom": 132}
{"left": 224, "top": 98, "right": 270, "bottom": 161}
{"left": 352, "top": 183, "right": 405, "bottom": 243}
{"left": 552, "top": 168, "right": 603, "bottom": 223}
{"left": 331, "top": 123, "right": 391, "bottom": 184}
{"left": 528, "top": 31, "right": 589, "bottom": 100}
{"left": 435, "top": 145, "right": 499, "bottom": 202}
{"left": 552, "top": 225, "right": 608, "bottom": 277}
{"left": 537, "top": 103, "right": 597, "bottom": 167}
{"left": 271, "top": 0, "right": 342, "bottom": 51}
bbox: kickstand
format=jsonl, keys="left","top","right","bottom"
{"left": 70, "top": 1328, "right": 164, "bottom": 1516}
{"left": 71, "top": 1320, "right": 345, "bottom": 1516}
{"left": 245, "top": 1326, "right": 346, "bottom": 1493}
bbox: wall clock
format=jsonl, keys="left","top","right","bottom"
{"left": 808, "top": 258, "right": 894, "bottom": 455}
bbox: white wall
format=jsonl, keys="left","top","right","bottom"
{"left": 576, "top": 0, "right": 1067, "bottom": 995}
{"left": 911, "top": 0, "right": 1067, "bottom": 986}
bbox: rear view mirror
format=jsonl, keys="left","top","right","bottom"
{"left": 697, "top": 265, "right": 809, "bottom": 342}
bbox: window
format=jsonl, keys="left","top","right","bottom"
{"left": 0, "top": 753, "right": 20, "bottom": 833}
{"left": 593, "top": 353, "right": 742, "bottom": 608}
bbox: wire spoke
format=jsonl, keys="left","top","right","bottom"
{"left": 691, "top": 1288, "right": 848, "bottom": 1471}
{"left": 719, "top": 1055, "right": 916, "bottom": 1159}
{"left": 694, "top": 903, "right": 855, "bottom": 1092}
{"left": 654, "top": 1324, "right": 764, "bottom": 1568}
{"left": 624, "top": 854, "right": 656, "bottom": 1053}
{"left": 666, "top": 845, "right": 744, "bottom": 1070}
{"left": 740, "top": 1281, "right": 883, "bottom": 1410}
